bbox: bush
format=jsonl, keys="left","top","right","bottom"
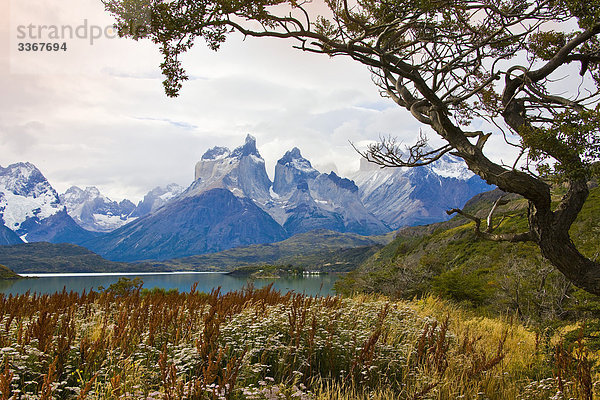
{"left": 98, "top": 276, "right": 143, "bottom": 296}
{"left": 432, "top": 268, "right": 494, "bottom": 306}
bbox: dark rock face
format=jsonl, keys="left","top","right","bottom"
{"left": 193, "top": 134, "right": 272, "bottom": 202}
{"left": 202, "top": 146, "right": 230, "bottom": 160}
{"left": 0, "top": 138, "right": 493, "bottom": 262}
{"left": 0, "top": 225, "right": 23, "bottom": 246}
{"left": 83, "top": 188, "right": 287, "bottom": 262}
{"left": 272, "top": 147, "right": 319, "bottom": 196}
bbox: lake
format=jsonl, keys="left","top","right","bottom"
{"left": 0, "top": 272, "right": 339, "bottom": 296}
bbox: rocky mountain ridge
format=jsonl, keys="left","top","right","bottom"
{"left": 60, "top": 183, "right": 184, "bottom": 232}
{"left": 351, "top": 156, "right": 492, "bottom": 228}
{"left": 0, "top": 135, "right": 493, "bottom": 261}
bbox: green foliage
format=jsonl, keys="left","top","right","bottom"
{"left": 339, "top": 187, "right": 600, "bottom": 323}
{"left": 529, "top": 31, "right": 569, "bottom": 60}
{"left": 152, "top": 229, "right": 390, "bottom": 272}
{"left": 227, "top": 264, "right": 304, "bottom": 278}
{"left": 565, "top": 289, "right": 600, "bottom": 350}
{"left": 0, "top": 242, "right": 163, "bottom": 273}
{"left": 431, "top": 267, "right": 494, "bottom": 306}
{"left": 520, "top": 109, "right": 600, "bottom": 179}
{"left": 562, "top": 0, "right": 600, "bottom": 29}
{"left": 0, "top": 264, "right": 21, "bottom": 280}
{"left": 99, "top": 276, "right": 144, "bottom": 295}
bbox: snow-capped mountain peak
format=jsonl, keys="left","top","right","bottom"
{"left": 351, "top": 153, "right": 491, "bottom": 228}
{"left": 272, "top": 148, "right": 319, "bottom": 196}
{"left": 0, "top": 162, "right": 60, "bottom": 200}
{"left": 60, "top": 186, "right": 137, "bottom": 232}
{"left": 431, "top": 154, "right": 474, "bottom": 180}
{"left": 201, "top": 146, "right": 231, "bottom": 161}
{"left": 192, "top": 135, "right": 271, "bottom": 201}
{"left": 278, "top": 147, "right": 317, "bottom": 173}
{"left": 0, "top": 162, "right": 63, "bottom": 232}
{"left": 231, "top": 134, "right": 260, "bottom": 159}
{"left": 130, "top": 183, "right": 184, "bottom": 217}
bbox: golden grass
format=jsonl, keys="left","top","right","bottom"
{"left": 0, "top": 286, "right": 596, "bottom": 399}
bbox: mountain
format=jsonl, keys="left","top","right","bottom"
{"left": 79, "top": 137, "right": 386, "bottom": 261}
{"left": 0, "top": 225, "right": 23, "bottom": 246}
{"left": 0, "top": 162, "right": 63, "bottom": 235}
{"left": 0, "top": 162, "right": 95, "bottom": 244}
{"left": 267, "top": 147, "right": 389, "bottom": 236}
{"left": 190, "top": 137, "right": 389, "bottom": 237}
{"left": 0, "top": 263, "right": 21, "bottom": 279}
{"left": 130, "top": 183, "right": 184, "bottom": 218}
{"left": 0, "top": 140, "right": 492, "bottom": 264}
{"left": 351, "top": 155, "right": 492, "bottom": 228}
{"left": 83, "top": 188, "right": 288, "bottom": 262}
{"left": 272, "top": 147, "right": 320, "bottom": 195}
{"left": 60, "top": 186, "right": 137, "bottom": 232}
{"left": 190, "top": 134, "right": 271, "bottom": 202}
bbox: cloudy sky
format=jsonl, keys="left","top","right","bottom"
{"left": 1, "top": 0, "right": 519, "bottom": 202}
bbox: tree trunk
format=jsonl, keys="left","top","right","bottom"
{"left": 537, "top": 229, "right": 600, "bottom": 295}
{"left": 433, "top": 111, "right": 600, "bottom": 295}
{"left": 531, "top": 193, "right": 600, "bottom": 296}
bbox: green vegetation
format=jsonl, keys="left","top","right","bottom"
{"left": 149, "top": 230, "right": 391, "bottom": 272}
{"left": 0, "top": 243, "right": 166, "bottom": 274}
{"left": 338, "top": 186, "right": 600, "bottom": 325}
{"left": 0, "top": 231, "right": 389, "bottom": 274}
{"left": 106, "top": 0, "right": 600, "bottom": 294}
{"left": 227, "top": 264, "right": 305, "bottom": 279}
{"left": 0, "top": 285, "right": 597, "bottom": 399}
{"left": 0, "top": 264, "right": 21, "bottom": 280}
{"left": 0, "top": 188, "right": 597, "bottom": 398}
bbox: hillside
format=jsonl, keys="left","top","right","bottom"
{"left": 337, "top": 185, "right": 600, "bottom": 322}
{"left": 0, "top": 242, "right": 167, "bottom": 273}
{"left": 0, "top": 224, "right": 23, "bottom": 245}
{"left": 147, "top": 229, "right": 394, "bottom": 271}
{"left": 0, "top": 230, "right": 393, "bottom": 274}
{"left": 0, "top": 263, "right": 21, "bottom": 279}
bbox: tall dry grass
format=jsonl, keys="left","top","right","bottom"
{"left": 0, "top": 285, "right": 596, "bottom": 399}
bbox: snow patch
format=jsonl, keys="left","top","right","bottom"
{"left": 431, "top": 160, "right": 473, "bottom": 180}
{"left": 0, "top": 185, "right": 62, "bottom": 231}
{"left": 92, "top": 213, "right": 137, "bottom": 231}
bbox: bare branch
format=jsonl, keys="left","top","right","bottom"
{"left": 446, "top": 205, "right": 535, "bottom": 243}
{"left": 486, "top": 196, "right": 510, "bottom": 233}
{"left": 352, "top": 134, "right": 454, "bottom": 168}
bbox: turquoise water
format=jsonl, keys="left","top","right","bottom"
{"left": 0, "top": 272, "right": 338, "bottom": 296}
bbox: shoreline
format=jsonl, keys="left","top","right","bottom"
{"left": 19, "top": 271, "right": 226, "bottom": 278}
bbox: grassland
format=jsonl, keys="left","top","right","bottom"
{"left": 0, "top": 284, "right": 596, "bottom": 399}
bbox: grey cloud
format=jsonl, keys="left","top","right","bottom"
{"left": 0, "top": 121, "right": 43, "bottom": 155}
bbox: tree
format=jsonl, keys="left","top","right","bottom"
{"left": 104, "top": 0, "right": 600, "bottom": 294}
